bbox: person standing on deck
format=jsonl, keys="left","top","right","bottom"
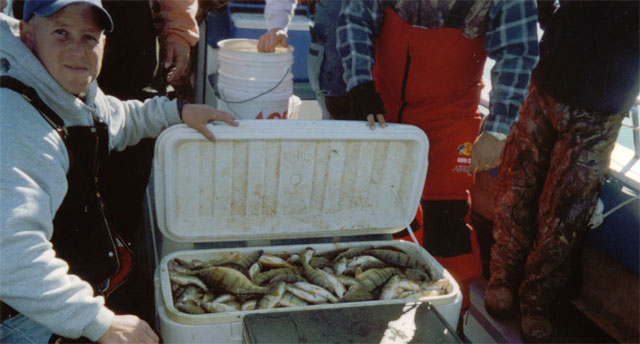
{"left": 258, "top": 0, "right": 351, "bottom": 120}
{"left": 485, "top": 1, "right": 640, "bottom": 342}
{"left": 336, "top": 0, "right": 539, "bottom": 333}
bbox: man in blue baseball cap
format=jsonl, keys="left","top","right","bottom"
{"left": 18, "top": 0, "right": 112, "bottom": 98}
{"left": 0, "top": 0, "right": 238, "bottom": 343}
{"left": 22, "top": 0, "right": 114, "bottom": 32}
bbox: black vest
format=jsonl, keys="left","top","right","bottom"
{"left": 532, "top": 0, "right": 640, "bottom": 113}
{"left": 0, "top": 76, "right": 129, "bottom": 295}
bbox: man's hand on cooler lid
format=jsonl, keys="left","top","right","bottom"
{"left": 181, "top": 104, "right": 240, "bottom": 142}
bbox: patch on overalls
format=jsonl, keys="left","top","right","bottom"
{"left": 452, "top": 142, "right": 473, "bottom": 173}
{"left": 457, "top": 142, "right": 473, "bottom": 156}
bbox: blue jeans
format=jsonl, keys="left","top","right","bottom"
{"left": 1, "top": 315, "right": 52, "bottom": 344}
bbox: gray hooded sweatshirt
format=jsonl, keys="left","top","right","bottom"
{"left": 0, "top": 13, "right": 182, "bottom": 341}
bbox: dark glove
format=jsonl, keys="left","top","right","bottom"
{"left": 347, "top": 81, "right": 386, "bottom": 121}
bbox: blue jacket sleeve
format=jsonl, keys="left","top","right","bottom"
{"left": 336, "top": 0, "right": 383, "bottom": 92}
{"left": 483, "top": 0, "right": 540, "bottom": 136}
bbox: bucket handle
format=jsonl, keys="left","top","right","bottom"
{"left": 214, "top": 68, "right": 291, "bottom": 118}
{"left": 215, "top": 67, "right": 291, "bottom": 105}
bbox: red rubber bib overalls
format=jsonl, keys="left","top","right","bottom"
{"left": 374, "top": 9, "right": 484, "bottom": 313}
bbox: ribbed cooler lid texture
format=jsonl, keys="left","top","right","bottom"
{"left": 153, "top": 120, "right": 429, "bottom": 243}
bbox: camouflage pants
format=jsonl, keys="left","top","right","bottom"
{"left": 490, "top": 84, "right": 625, "bottom": 315}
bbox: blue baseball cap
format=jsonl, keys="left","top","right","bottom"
{"left": 23, "top": 0, "right": 113, "bottom": 32}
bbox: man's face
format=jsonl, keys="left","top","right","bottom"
{"left": 20, "top": 3, "right": 105, "bottom": 97}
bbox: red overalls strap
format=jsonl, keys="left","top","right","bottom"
{"left": 373, "top": 8, "right": 486, "bottom": 201}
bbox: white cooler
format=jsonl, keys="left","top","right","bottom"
{"left": 151, "top": 120, "right": 462, "bottom": 343}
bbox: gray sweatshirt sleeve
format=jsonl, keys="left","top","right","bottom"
{"left": 0, "top": 90, "right": 115, "bottom": 341}
{"left": 99, "top": 93, "right": 182, "bottom": 152}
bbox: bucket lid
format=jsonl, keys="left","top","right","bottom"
{"left": 153, "top": 120, "right": 429, "bottom": 243}
{"left": 218, "top": 38, "right": 293, "bottom": 55}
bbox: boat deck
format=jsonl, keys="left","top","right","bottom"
{"left": 464, "top": 275, "right": 619, "bottom": 343}
{"left": 462, "top": 242, "right": 638, "bottom": 343}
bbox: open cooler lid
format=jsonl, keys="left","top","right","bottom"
{"left": 153, "top": 120, "right": 428, "bottom": 243}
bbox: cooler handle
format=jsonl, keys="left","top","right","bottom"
{"left": 405, "top": 222, "right": 420, "bottom": 245}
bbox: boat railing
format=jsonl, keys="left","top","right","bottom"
{"left": 623, "top": 101, "right": 640, "bottom": 159}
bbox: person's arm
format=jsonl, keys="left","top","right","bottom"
{"left": 101, "top": 93, "right": 238, "bottom": 151}
{"left": 265, "top": 0, "right": 296, "bottom": 32}
{"left": 336, "top": 0, "right": 386, "bottom": 128}
{"left": 471, "top": 0, "right": 539, "bottom": 172}
{"left": 482, "top": 0, "right": 539, "bottom": 137}
{"left": 336, "top": 0, "right": 382, "bottom": 92}
{"left": 0, "top": 91, "right": 114, "bottom": 341}
{"left": 102, "top": 94, "right": 182, "bottom": 151}
{"left": 160, "top": 0, "right": 199, "bottom": 83}
{"left": 258, "top": 0, "right": 296, "bottom": 52}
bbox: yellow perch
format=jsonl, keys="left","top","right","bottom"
{"left": 198, "top": 266, "right": 266, "bottom": 295}
{"left": 257, "top": 282, "right": 286, "bottom": 309}
{"left": 356, "top": 267, "right": 401, "bottom": 291}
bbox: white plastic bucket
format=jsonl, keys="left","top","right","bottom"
{"left": 217, "top": 86, "right": 290, "bottom": 120}
{"left": 216, "top": 39, "right": 294, "bottom": 120}
{"left": 217, "top": 39, "right": 294, "bottom": 80}
{"left": 218, "top": 71, "right": 293, "bottom": 95}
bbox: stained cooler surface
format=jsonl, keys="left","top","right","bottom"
{"left": 153, "top": 120, "right": 430, "bottom": 243}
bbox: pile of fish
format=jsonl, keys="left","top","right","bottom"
{"left": 168, "top": 245, "right": 451, "bottom": 315}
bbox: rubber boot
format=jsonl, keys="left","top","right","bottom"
{"left": 484, "top": 282, "right": 515, "bottom": 318}
{"left": 521, "top": 313, "right": 553, "bottom": 343}
{"left": 485, "top": 251, "right": 518, "bottom": 318}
